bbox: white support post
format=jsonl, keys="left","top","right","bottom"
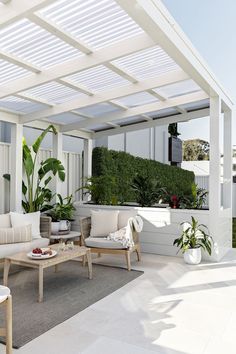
{"left": 52, "top": 132, "right": 63, "bottom": 197}
{"left": 83, "top": 139, "right": 92, "bottom": 201}
{"left": 83, "top": 139, "right": 92, "bottom": 179}
{"left": 223, "top": 109, "right": 232, "bottom": 209}
{"left": 10, "top": 124, "right": 23, "bottom": 212}
{"left": 209, "top": 96, "right": 221, "bottom": 213}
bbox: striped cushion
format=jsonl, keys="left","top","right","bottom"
{"left": 0, "top": 224, "right": 32, "bottom": 245}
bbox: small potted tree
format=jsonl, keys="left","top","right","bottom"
{"left": 173, "top": 216, "right": 212, "bottom": 264}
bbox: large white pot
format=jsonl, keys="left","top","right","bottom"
{"left": 184, "top": 248, "right": 201, "bottom": 265}
{"left": 51, "top": 221, "right": 60, "bottom": 235}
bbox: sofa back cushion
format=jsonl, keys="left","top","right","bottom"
{"left": 90, "top": 210, "right": 119, "bottom": 237}
{"left": 118, "top": 209, "right": 137, "bottom": 229}
{"left": 10, "top": 211, "right": 41, "bottom": 239}
{"left": 0, "top": 214, "right": 11, "bottom": 228}
{"left": 0, "top": 224, "right": 32, "bottom": 244}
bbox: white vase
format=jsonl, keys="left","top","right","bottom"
{"left": 51, "top": 221, "right": 60, "bottom": 235}
{"left": 184, "top": 248, "right": 201, "bottom": 265}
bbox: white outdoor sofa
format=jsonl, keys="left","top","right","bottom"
{"left": 0, "top": 214, "right": 51, "bottom": 260}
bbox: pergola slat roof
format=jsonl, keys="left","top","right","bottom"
{"left": 0, "top": 0, "right": 233, "bottom": 138}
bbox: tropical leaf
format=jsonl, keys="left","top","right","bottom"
{"left": 32, "top": 125, "right": 57, "bottom": 154}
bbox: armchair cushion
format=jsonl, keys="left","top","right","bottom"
{"left": 90, "top": 210, "right": 119, "bottom": 237}
{"left": 85, "top": 237, "right": 127, "bottom": 249}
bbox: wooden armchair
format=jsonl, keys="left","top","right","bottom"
{"left": 40, "top": 216, "right": 52, "bottom": 238}
{"left": 80, "top": 216, "right": 141, "bottom": 271}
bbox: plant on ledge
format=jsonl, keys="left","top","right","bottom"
{"left": 173, "top": 216, "right": 212, "bottom": 264}
{"left": 3, "top": 125, "right": 65, "bottom": 213}
{"left": 130, "top": 174, "right": 166, "bottom": 207}
{"left": 47, "top": 194, "right": 75, "bottom": 222}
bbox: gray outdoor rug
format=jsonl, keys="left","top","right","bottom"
{"left": 0, "top": 261, "right": 143, "bottom": 348}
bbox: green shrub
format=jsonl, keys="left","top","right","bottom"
{"left": 92, "top": 147, "right": 194, "bottom": 205}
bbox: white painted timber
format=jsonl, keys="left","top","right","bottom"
{"left": 10, "top": 123, "right": 23, "bottom": 211}
{"left": 28, "top": 13, "right": 93, "bottom": 54}
{"left": 52, "top": 132, "right": 63, "bottom": 197}
{"left": 21, "top": 69, "right": 189, "bottom": 124}
{"left": 93, "top": 108, "right": 209, "bottom": 138}
{"left": 0, "top": 143, "right": 10, "bottom": 214}
{"left": 116, "top": 0, "right": 233, "bottom": 109}
{"left": 0, "top": 51, "right": 41, "bottom": 73}
{"left": 62, "top": 91, "right": 208, "bottom": 133}
{"left": 223, "top": 109, "right": 233, "bottom": 209}
{"left": 0, "top": 0, "right": 57, "bottom": 29}
{"left": 0, "top": 34, "right": 154, "bottom": 99}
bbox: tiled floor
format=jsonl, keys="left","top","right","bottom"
{"left": 2, "top": 250, "right": 236, "bottom": 354}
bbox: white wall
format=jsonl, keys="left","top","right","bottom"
{"left": 95, "top": 125, "right": 169, "bottom": 163}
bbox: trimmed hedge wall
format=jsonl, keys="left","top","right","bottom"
{"left": 92, "top": 147, "right": 194, "bottom": 204}
{"left": 233, "top": 218, "right": 236, "bottom": 248}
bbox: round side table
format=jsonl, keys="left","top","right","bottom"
{"left": 50, "top": 230, "right": 81, "bottom": 245}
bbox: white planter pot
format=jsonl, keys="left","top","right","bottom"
{"left": 51, "top": 222, "right": 60, "bottom": 235}
{"left": 184, "top": 248, "right": 202, "bottom": 265}
{"left": 59, "top": 220, "right": 70, "bottom": 232}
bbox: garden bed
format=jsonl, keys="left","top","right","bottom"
{"left": 73, "top": 203, "right": 212, "bottom": 260}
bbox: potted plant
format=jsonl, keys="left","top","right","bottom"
{"left": 47, "top": 194, "right": 76, "bottom": 234}
{"left": 173, "top": 216, "right": 212, "bottom": 264}
{"left": 3, "top": 125, "right": 65, "bottom": 213}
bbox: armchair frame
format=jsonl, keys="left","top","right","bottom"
{"left": 80, "top": 217, "right": 141, "bottom": 271}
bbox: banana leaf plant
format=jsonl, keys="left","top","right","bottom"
{"left": 3, "top": 125, "right": 65, "bottom": 213}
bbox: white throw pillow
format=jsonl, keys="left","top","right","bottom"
{"left": 118, "top": 210, "right": 137, "bottom": 229}
{"left": 10, "top": 211, "right": 41, "bottom": 239}
{"left": 90, "top": 210, "right": 119, "bottom": 237}
{"left": 0, "top": 214, "right": 11, "bottom": 228}
{"left": 0, "top": 224, "right": 32, "bottom": 244}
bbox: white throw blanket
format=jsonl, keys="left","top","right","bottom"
{"left": 107, "top": 216, "right": 143, "bottom": 248}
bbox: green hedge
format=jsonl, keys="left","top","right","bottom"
{"left": 92, "top": 147, "right": 194, "bottom": 204}
{"left": 233, "top": 218, "right": 236, "bottom": 248}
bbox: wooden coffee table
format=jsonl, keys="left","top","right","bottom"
{"left": 3, "top": 245, "right": 92, "bottom": 303}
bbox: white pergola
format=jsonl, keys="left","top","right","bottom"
{"left": 0, "top": 0, "right": 234, "bottom": 260}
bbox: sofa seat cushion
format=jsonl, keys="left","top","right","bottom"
{"left": 85, "top": 237, "right": 127, "bottom": 249}
{"left": 0, "top": 237, "right": 49, "bottom": 259}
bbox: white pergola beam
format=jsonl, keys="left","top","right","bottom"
{"left": 0, "top": 51, "right": 41, "bottom": 73}
{"left": 15, "top": 93, "right": 54, "bottom": 107}
{"left": 21, "top": 69, "right": 189, "bottom": 124}
{"left": 28, "top": 13, "right": 93, "bottom": 55}
{"left": 0, "top": 110, "right": 19, "bottom": 124}
{"left": 105, "top": 63, "right": 138, "bottom": 84}
{"left": 61, "top": 91, "right": 208, "bottom": 132}
{"left": 0, "top": 0, "right": 56, "bottom": 29}
{"left": 93, "top": 108, "right": 210, "bottom": 138}
{"left": 57, "top": 78, "right": 94, "bottom": 96}
{"left": 116, "top": 0, "right": 233, "bottom": 109}
{"left": 0, "top": 33, "right": 154, "bottom": 98}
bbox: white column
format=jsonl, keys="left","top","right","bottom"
{"left": 223, "top": 109, "right": 232, "bottom": 209}
{"left": 10, "top": 123, "right": 23, "bottom": 212}
{"left": 52, "top": 132, "right": 63, "bottom": 197}
{"left": 209, "top": 96, "right": 221, "bottom": 213}
{"left": 83, "top": 139, "right": 92, "bottom": 201}
{"left": 83, "top": 139, "right": 92, "bottom": 179}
